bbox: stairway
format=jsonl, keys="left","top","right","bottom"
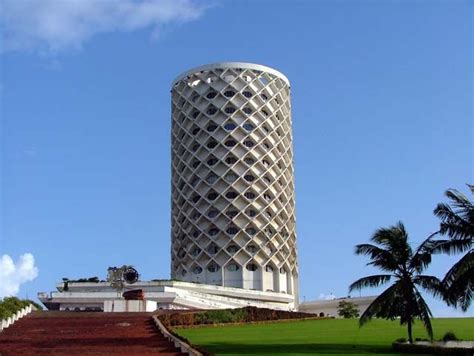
{"left": 0, "top": 311, "right": 184, "bottom": 355}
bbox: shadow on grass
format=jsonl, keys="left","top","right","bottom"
{"left": 198, "top": 343, "right": 402, "bottom": 354}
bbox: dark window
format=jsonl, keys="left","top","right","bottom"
{"left": 246, "top": 227, "right": 256, "bottom": 235}
{"left": 207, "top": 157, "right": 218, "bottom": 165}
{"left": 206, "top": 174, "right": 217, "bottom": 184}
{"left": 225, "top": 107, "right": 236, "bottom": 114}
{"left": 246, "top": 209, "right": 257, "bottom": 217}
{"left": 226, "top": 191, "right": 238, "bottom": 199}
{"left": 262, "top": 110, "right": 269, "bottom": 116}
{"left": 208, "top": 244, "right": 218, "bottom": 254}
{"left": 207, "top": 107, "right": 217, "bottom": 115}
{"left": 244, "top": 192, "right": 255, "bottom": 199}
{"left": 192, "top": 230, "right": 200, "bottom": 238}
{"left": 246, "top": 244, "right": 257, "bottom": 252}
{"left": 224, "top": 123, "right": 237, "bottom": 130}
{"left": 207, "top": 141, "right": 217, "bottom": 149}
{"left": 207, "top": 263, "right": 219, "bottom": 272}
{"left": 193, "top": 266, "right": 203, "bottom": 274}
{"left": 242, "top": 91, "right": 253, "bottom": 98}
{"left": 209, "top": 228, "right": 219, "bottom": 236}
{"left": 207, "top": 124, "right": 218, "bottom": 132}
{"left": 206, "top": 91, "right": 217, "bottom": 99}
{"left": 260, "top": 93, "right": 268, "bottom": 101}
{"left": 227, "top": 245, "right": 238, "bottom": 253}
{"left": 264, "top": 193, "right": 272, "bottom": 201}
{"left": 225, "top": 140, "right": 236, "bottom": 147}
{"left": 192, "top": 195, "right": 200, "bottom": 203}
{"left": 207, "top": 192, "right": 218, "bottom": 200}
{"left": 208, "top": 210, "right": 218, "bottom": 218}
{"left": 244, "top": 157, "right": 255, "bottom": 165}
{"left": 224, "top": 90, "right": 235, "bottom": 97}
{"left": 192, "top": 160, "right": 200, "bottom": 168}
{"left": 192, "top": 127, "right": 200, "bottom": 135}
{"left": 226, "top": 156, "right": 237, "bottom": 164}
{"left": 243, "top": 107, "right": 252, "bottom": 115}
{"left": 226, "top": 210, "right": 238, "bottom": 218}
{"left": 244, "top": 174, "right": 255, "bottom": 182}
{"left": 226, "top": 226, "right": 238, "bottom": 235}
{"left": 244, "top": 140, "right": 254, "bottom": 148}
{"left": 243, "top": 123, "right": 254, "bottom": 131}
{"left": 192, "top": 144, "right": 199, "bottom": 152}
{"left": 192, "top": 111, "right": 199, "bottom": 119}
{"left": 246, "top": 263, "right": 258, "bottom": 271}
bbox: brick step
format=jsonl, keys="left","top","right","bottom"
{"left": 0, "top": 312, "right": 184, "bottom": 355}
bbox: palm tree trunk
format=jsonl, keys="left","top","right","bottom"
{"left": 407, "top": 319, "right": 413, "bottom": 344}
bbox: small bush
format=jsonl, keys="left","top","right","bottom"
{"left": 0, "top": 296, "right": 35, "bottom": 320}
{"left": 395, "top": 337, "right": 407, "bottom": 343}
{"left": 441, "top": 331, "right": 459, "bottom": 342}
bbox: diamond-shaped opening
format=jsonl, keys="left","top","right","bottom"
{"left": 207, "top": 243, "right": 219, "bottom": 255}
{"left": 206, "top": 190, "right": 218, "bottom": 201}
{"left": 224, "top": 138, "right": 237, "bottom": 148}
{"left": 224, "top": 154, "right": 238, "bottom": 166}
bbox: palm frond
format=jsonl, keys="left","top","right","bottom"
{"left": 413, "top": 275, "right": 444, "bottom": 299}
{"left": 349, "top": 274, "right": 392, "bottom": 293}
{"left": 443, "top": 250, "right": 474, "bottom": 311}
{"left": 371, "top": 222, "right": 412, "bottom": 264}
{"left": 359, "top": 282, "right": 402, "bottom": 326}
{"left": 355, "top": 244, "right": 399, "bottom": 271}
{"left": 434, "top": 188, "right": 474, "bottom": 240}
{"left": 430, "top": 238, "right": 472, "bottom": 255}
{"left": 413, "top": 288, "right": 434, "bottom": 340}
{"left": 410, "top": 232, "right": 439, "bottom": 273}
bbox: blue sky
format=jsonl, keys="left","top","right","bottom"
{"left": 0, "top": 0, "right": 472, "bottom": 317}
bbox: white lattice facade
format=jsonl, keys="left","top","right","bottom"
{"left": 170, "top": 62, "right": 298, "bottom": 297}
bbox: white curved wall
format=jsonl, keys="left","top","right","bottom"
{"left": 170, "top": 62, "right": 298, "bottom": 297}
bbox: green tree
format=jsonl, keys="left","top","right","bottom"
{"left": 349, "top": 222, "right": 442, "bottom": 343}
{"left": 433, "top": 185, "right": 473, "bottom": 311}
{"left": 337, "top": 300, "right": 360, "bottom": 318}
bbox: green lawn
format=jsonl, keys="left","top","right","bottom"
{"left": 176, "top": 318, "right": 474, "bottom": 355}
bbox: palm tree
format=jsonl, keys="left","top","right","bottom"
{"left": 349, "top": 222, "right": 442, "bottom": 343}
{"left": 433, "top": 185, "right": 473, "bottom": 311}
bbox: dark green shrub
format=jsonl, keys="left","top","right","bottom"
{"left": 395, "top": 337, "right": 407, "bottom": 343}
{"left": 441, "top": 331, "right": 459, "bottom": 342}
{"left": 195, "top": 309, "right": 247, "bottom": 324}
{"left": 0, "top": 296, "right": 35, "bottom": 320}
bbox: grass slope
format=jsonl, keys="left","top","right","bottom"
{"left": 177, "top": 318, "right": 474, "bottom": 355}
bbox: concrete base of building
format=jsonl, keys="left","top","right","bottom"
{"left": 103, "top": 300, "right": 157, "bottom": 312}
{"left": 38, "top": 280, "right": 297, "bottom": 312}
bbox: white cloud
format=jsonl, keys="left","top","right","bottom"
{"left": 0, "top": 0, "right": 209, "bottom": 53}
{"left": 0, "top": 253, "right": 38, "bottom": 297}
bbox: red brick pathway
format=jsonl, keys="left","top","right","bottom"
{"left": 0, "top": 311, "right": 184, "bottom": 355}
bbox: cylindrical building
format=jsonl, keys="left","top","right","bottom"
{"left": 170, "top": 62, "right": 297, "bottom": 296}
